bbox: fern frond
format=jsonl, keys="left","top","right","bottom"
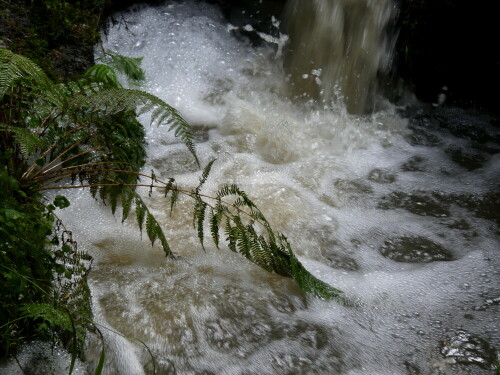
{"left": 84, "top": 64, "right": 121, "bottom": 88}
{"left": 126, "top": 190, "right": 173, "bottom": 256}
{"left": 102, "top": 51, "right": 145, "bottom": 83}
{"left": 283, "top": 237, "right": 344, "bottom": 300}
{"left": 135, "top": 197, "right": 146, "bottom": 235}
{"left": 216, "top": 184, "right": 254, "bottom": 208}
{"left": 170, "top": 188, "right": 179, "bottom": 215}
{"left": 0, "top": 124, "right": 49, "bottom": 156}
{"left": 68, "top": 88, "right": 198, "bottom": 165}
{"left": 19, "top": 303, "right": 72, "bottom": 331}
{"left": 121, "top": 189, "right": 134, "bottom": 223}
{"left": 0, "top": 48, "right": 67, "bottom": 108}
{"left": 233, "top": 216, "right": 251, "bottom": 258}
{"left": 209, "top": 209, "right": 221, "bottom": 249}
{"left": 196, "top": 159, "right": 215, "bottom": 193}
{"left": 225, "top": 219, "right": 237, "bottom": 252}
{"left": 193, "top": 198, "right": 207, "bottom": 250}
{"left": 0, "top": 47, "right": 51, "bottom": 99}
{"left": 146, "top": 213, "right": 158, "bottom": 246}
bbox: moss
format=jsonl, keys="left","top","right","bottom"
{"left": 0, "top": 0, "right": 105, "bottom": 80}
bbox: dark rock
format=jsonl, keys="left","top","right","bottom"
{"left": 368, "top": 168, "right": 396, "bottom": 184}
{"left": 380, "top": 236, "right": 453, "bottom": 263}
{"left": 378, "top": 191, "right": 450, "bottom": 217}
{"left": 441, "top": 330, "right": 498, "bottom": 369}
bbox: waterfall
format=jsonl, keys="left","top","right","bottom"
{"left": 284, "top": 0, "right": 394, "bottom": 113}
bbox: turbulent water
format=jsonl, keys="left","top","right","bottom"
{"left": 284, "top": 0, "right": 394, "bottom": 114}
{"left": 4, "top": 1, "right": 499, "bottom": 374}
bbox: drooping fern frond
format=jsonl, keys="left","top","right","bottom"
{"left": 2, "top": 46, "right": 343, "bottom": 302}
{"left": 196, "top": 159, "right": 215, "bottom": 193}
{"left": 84, "top": 64, "right": 121, "bottom": 88}
{"left": 0, "top": 47, "right": 52, "bottom": 99}
{"left": 193, "top": 197, "right": 207, "bottom": 250}
{"left": 68, "top": 88, "right": 198, "bottom": 165}
{"left": 170, "top": 188, "right": 179, "bottom": 215}
{"left": 0, "top": 124, "right": 50, "bottom": 156}
{"left": 100, "top": 51, "right": 145, "bottom": 83}
{"left": 0, "top": 47, "right": 67, "bottom": 109}
{"left": 189, "top": 171, "right": 344, "bottom": 300}
{"left": 126, "top": 188, "right": 172, "bottom": 257}
{"left": 209, "top": 208, "right": 221, "bottom": 248}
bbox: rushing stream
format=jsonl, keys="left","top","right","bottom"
{"left": 3, "top": 1, "right": 499, "bottom": 374}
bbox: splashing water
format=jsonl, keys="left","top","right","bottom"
{"left": 5, "top": 1, "right": 498, "bottom": 374}
{"left": 284, "top": 0, "right": 395, "bottom": 113}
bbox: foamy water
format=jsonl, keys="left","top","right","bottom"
{"left": 9, "top": 1, "right": 496, "bottom": 374}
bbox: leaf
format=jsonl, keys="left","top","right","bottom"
{"left": 194, "top": 199, "right": 207, "bottom": 250}
{"left": 94, "top": 341, "right": 105, "bottom": 375}
{"left": 135, "top": 198, "right": 146, "bottom": 235}
{"left": 196, "top": 159, "right": 215, "bottom": 194}
{"left": 84, "top": 64, "right": 121, "bottom": 88}
{"left": 209, "top": 209, "right": 220, "bottom": 249}
{"left": 121, "top": 190, "right": 134, "bottom": 223}
{"left": 68, "top": 88, "right": 198, "bottom": 165}
{"left": 103, "top": 51, "right": 145, "bottom": 83}
{"left": 53, "top": 195, "right": 70, "bottom": 209}
{"left": 146, "top": 213, "right": 158, "bottom": 246}
{"left": 170, "top": 189, "right": 179, "bottom": 215}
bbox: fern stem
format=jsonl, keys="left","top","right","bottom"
{"left": 31, "top": 132, "right": 97, "bottom": 179}
{"left": 37, "top": 108, "right": 62, "bottom": 137}
{"left": 21, "top": 122, "right": 92, "bottom": 180}
{"left": 35, "top": 146, "right": 104, "bottom": 183}
{"left": 39, "top": 175, "right": 271, "bottom": 231}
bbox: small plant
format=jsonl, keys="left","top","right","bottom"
{"left": 0, "top": 47, "right": 343, "bottom": 372}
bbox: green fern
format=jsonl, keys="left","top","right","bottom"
{"left": 84, "top": 64, "right": 121, "bottom": 88}
{"left": 0, "top": 47, "right": 52, "bottom": 100}
{"left": 189, "top": 176, "right": 344, "bottom": 300}
{"left": 193, "top": 198, "right": 207, "bottom": 250}
{"left": 2, "top": 47, "right": 343, "bottom": 306}
{"left": 100, "top": 51, "right": 145, "bottom": 83}
{"left": 68, "top": 88, "right": 198, "bottom": 165}
{"left": 0, "top": 125, "right": 49, "bottom": 156}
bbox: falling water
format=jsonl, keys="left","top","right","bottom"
{"left": 1, "top": 1, "right": 498, "bottom": 374}
{"left": 284, "top": 0, "right": 395, "bottom": 113}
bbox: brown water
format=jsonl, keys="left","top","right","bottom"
{"left": 284, "top": 0, "right": 394, "bottom": 113}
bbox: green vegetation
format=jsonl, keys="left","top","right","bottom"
{"left": 0, "top": 47, "right": 343, "bottom": 372}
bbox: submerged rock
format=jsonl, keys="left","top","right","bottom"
{"left": 368, "top": 168, "right": 396, "bottom": 183}
{"left": 380, "top": 236, "right": 454, "bottom": 263}
{"left": 378, "top": 191, "right": 450, "bottom": 217}
{"left": 441, "top": 330, "right": 498, "bottom": 370}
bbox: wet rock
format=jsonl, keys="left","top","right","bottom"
{"left": 445, "top": 147, "right": 488, "bottom": 171}
{"left": 404, "top": 361, "right": 421, "bottom": 375}
{"left": 378, "top": 191, "right": 450, "bottom": 217}
{"left": 441, "top": 330, "right": 498, "bottom": 369}
{"left": 400, "top": 155, "right": 427, "bottom": 172}
{"left": 474, "top": 297, "right": 500, "bottom": 311}
{"left": 434, "top": 107, "right": 494, "bottom": 144}
{"left": 150, "top": 150, "right": 199, "bottom": 175}
{"left": 380, "top": 236, "right": 454, "bottom": 263}
{"left": 443, "top": 190, "right": 500, "bottom": 227}
{"left": 405, "top": 127, "right": 441, "bottom": 147}
{"left": 405, "top": 116, "right": 441, "bottom": 146}
{"left": 367, "top": 168, "right": 396, "bottom": 183}
{"left": 322, "top": 252, "right": 359, "bottom": 271}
